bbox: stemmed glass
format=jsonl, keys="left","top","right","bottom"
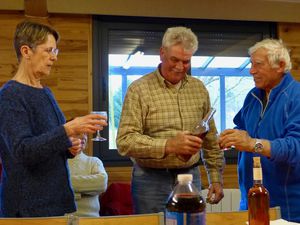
{"left": 91, "top": 111, "right": 107, "bottom": 141}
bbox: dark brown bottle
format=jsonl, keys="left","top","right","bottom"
{"left": 248, "top": 157, "right": 270, "bottom": 225}
{"left": 165, "top": 174, "right": 206, "bottom": 225}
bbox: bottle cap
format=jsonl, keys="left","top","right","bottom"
{"left": 177, "top": 174, "right": 193, "bottom": 184}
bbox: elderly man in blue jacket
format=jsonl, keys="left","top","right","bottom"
{"left": 219, "top": 38, "right": 300, "bottom": 223}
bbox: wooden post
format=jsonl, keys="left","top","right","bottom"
{"left": 24, "top": 0, "right": 48, "bottom": 18}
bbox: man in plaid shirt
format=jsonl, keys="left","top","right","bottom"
{"left": 117, "top": 26, "right": 225, "bottom": 214}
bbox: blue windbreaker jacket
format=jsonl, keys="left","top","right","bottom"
{"left": 234, "top": 73, "right": 300, "bottom": 222}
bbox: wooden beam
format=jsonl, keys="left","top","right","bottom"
{"left": 24, "top": 0, "right": 48, "bottom": 18}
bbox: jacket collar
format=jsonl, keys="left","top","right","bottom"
{"left": 252, "top": 72, "right": 294, "bottom": 101}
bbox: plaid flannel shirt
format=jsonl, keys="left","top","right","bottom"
{"left": 117, "top": 67, "right": 224, "bottom": 183}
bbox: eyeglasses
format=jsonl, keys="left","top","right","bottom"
{"left": 44, "top": 47, "right": 59, "bottom": 56}
{"left": 30, "top": 46, "right": 59, "bottom": 57}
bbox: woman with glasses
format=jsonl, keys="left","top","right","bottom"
{"left": 0, "top": 20, "right": 107, "bottom": 217}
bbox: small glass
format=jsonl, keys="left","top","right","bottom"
{"left": 216, "top": 133, "right": 236, "bottom": 151}
{"left": 91, "top": 111, "right": 107, "bottom": 142}
{"left": 222, "top": 145, "right": 236, "bottom": 151}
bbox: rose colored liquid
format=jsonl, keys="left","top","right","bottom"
{"left": 193, "top": 131, "right": 208, "bottom": 139}
{"left": 248, "top": 184, "right": 270, "bottom": 225}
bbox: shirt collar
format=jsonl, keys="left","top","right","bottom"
{"left": 155, "top": 64, "right": 189, "bottom": 89}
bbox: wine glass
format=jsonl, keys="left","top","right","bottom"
{"left": 91, "top": 111, "right": 107, "bottom": 141}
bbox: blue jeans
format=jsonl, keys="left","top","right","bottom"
{"left": 131, "top": 163, "right": 202, "bottom": 214}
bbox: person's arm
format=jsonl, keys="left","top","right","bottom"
{"left": 219, "top": 130, "right": 271, "bottom": 157}
{"left": 201, "top": 119, "right": 225, "bottom": 185}
{"left": 63, "top": 114, "right": 107, "bottom": 137}
{"left": 0, "top": 100, "right": 72, "bottom": 166}
{"left": 220, "top": 94, "right": 300, "bottom": 161}
{"left": 200, "top": 97, "right": 225, "bottom": 204}
{"left": 200, "top": 94, "right": 225, "bottom": 184}
{"left": 269, "top": 99, "right": 300, "bottom": 164}
{"left": 202, "top": 126, "right": 225, "bottom": 204}
{"left": 70, "top": 158, "right": 108, "bottom": 196}
{"left": 116, "top": 84, "right": 166, "bottom": 159}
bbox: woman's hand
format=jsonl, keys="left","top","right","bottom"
{"left": 68, "top": 136, "right": 82, "bottom": 156}
{"left": 64, "top": 114, "right": 108, "bottom": 137}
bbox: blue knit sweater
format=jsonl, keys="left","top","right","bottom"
{"left": 0, "top": 80, "right": 76, "bottom": 217}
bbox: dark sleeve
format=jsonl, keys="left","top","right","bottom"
{"left": 0, "top": 99, "right": 72, "bottom": 166}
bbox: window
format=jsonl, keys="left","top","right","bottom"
{"left": 93, "top": 16, "right": 276, "bottom": 165}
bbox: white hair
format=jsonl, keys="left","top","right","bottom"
{"left": 248, "top": 38, "right": 292, "bottom": 73}
{"left": 162, "top": 26, "right": 198, "bottom": 54}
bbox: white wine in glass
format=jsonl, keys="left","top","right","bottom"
{"left": 91, "top": 111, "right": 107, "bottom": 142}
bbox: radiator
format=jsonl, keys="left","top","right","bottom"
{"left": 201, "top": 189, "right": 241, "bottom": 212}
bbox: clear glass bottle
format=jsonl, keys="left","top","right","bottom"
{"left": 165, "top": 174, "right": 206, "bottom": 225}
{"left": 178, "top": 108, "right": 217, "bottom": 162}
{"left": 248, "top": 157, "right": 270, "bottom": 225}
{"left": 192, "top": 107, "right": 216, "bottom": 138}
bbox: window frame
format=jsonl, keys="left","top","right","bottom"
{"left": 92, "top": 15, "right": 276, "bottom": 166}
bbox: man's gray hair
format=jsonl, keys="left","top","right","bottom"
{"left": 249, "top": 38, "right": 292, "bottom": 73}
{"left": 162, "top": 26, "right": 198, "bottom": 54}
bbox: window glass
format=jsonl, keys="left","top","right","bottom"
{"left": 225, "top": 76, "right": 254, "bottom": 129}
{"left": 93, "top": 16, "right": 276, "bottom": 165}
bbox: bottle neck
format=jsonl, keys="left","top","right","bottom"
{"left": 203, "top": 108, "right": 216, "bottom": 123}
{"left": 253, "top": 179, "right": 263, "bottom": 185}
{"left": 178, "top": 181, "right": 191, "bottom": 185}
{"left": 253, "top": 167, "right": 263, "bottom": 184}
{"left": 176, "top": 181, "right": 200, "bottom": 194}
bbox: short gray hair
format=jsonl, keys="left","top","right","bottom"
{"left": 248, "top": 38, "right": 292, "bottom": 73}
{"left": 162, "top": 26, "right": 198, "bottom": 54}
{"left": 14, "top": 20, "right": 60, "bottom": 62}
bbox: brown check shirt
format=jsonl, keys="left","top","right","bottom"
{"left": 116, "top": 67, "right": 225, "bottom": 183}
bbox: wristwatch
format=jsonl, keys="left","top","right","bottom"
{"left": 254, "top": 139, "right": 264, "bottom": 153}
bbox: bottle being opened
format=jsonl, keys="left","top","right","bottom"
{"left": 248, "top": 157, "right": 270, "bottom": 225}
{"left": 165, "top": 174, "right": 206, "bottom": 225}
